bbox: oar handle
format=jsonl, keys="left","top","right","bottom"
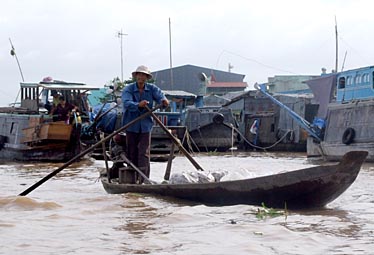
{"left": 145, "top": 105, "right": 205, "bottom": 171}
{"left": 18, "top": 105, "right": 162, "bottom": 196}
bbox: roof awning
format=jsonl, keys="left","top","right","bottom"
{"left": 163, "top": 90, "right": 196, "bottom": 98}
{"left": 39, "top": 83, "right": 100, "bottom": 91}
{"left": 21, "top": 82, "right": 100, "bottom": 90}
{"left": 20, "top": 82, "right": 100, "bottom": 91}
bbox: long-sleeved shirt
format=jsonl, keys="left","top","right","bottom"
{"left": 121, "top": 82, "right": 166, "bottom": 133}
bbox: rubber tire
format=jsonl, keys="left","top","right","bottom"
{"left": 0, "top": 135, "right": 7, "bottom": 150}
{"left": 213, "top": 113, "right": 224, "bottom": 124}
{"left": 342, "top": 127, "right": 355, "bottom": 145}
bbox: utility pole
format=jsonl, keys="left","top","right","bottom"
{"left": 169, "top": 17, "right": 174, "bottom": 90}
{"left": 117, "top": 29, "right": 128, "bottom": 82}
{"left": 335, "top": 16, "right": 338, "bottom": 73}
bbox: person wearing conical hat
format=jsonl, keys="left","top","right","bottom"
{"left": 122, "top": 65, "right": 169, "bottom": 183}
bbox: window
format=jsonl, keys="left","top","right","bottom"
{"left": 362, "top": 74, "right": 368, "bottom": 83}
{"left": 347, "top": 76, "right": 352, "bottom": 85}
{"left": 10, "top": 122, "right": 16, "bottom": 134}
{"left": 338, "top": 77, "right": 346, "bottom": 89}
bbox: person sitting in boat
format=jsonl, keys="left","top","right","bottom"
{"left": 51, "top": 90, "right": 61, "bottom": 108}
{"left": 45, "top": 90, "right": 61, "bottom": 114}
{"left": 51, "top": 96, "right": 78, "bottom": 123}
{"left": 122, "top": 65, "right": 169, "bottom": 184}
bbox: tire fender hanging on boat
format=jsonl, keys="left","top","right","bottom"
{"left": 213, "top": 113, "right": 224, "bottom": 124}
{"left": 0, "top": 135, "right": 8, "bottom": 150}
{"left": 342, "top": 127, "right": 355, "bottom": 145}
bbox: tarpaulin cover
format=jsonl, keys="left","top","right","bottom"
{"left": 304, "top": 74, "right": 337, "bottom": 119}
{"left": 91, "top": 103, "right": 118, "bottom": 133}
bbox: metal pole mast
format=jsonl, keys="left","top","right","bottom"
{"left": 335, "top": 16, "right": 338, "bottom": 73}
{"left": 9, "top": 38, "right": 25, "bottom": 106}
{"left": 9, "top": 38, "right": 25, "bottom": 82}
{"left": 169, "top": 18, "right": 174, "bottom": 90}
{"left": 117, "top": 30, "right": 127, "bottom": 82}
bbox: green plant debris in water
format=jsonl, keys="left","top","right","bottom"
{"left": 256, "top": 202, "right": 288, "bottom": 220}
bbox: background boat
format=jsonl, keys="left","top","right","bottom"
{"left": 0, "top": 80, "right": 99, "bottom": 162}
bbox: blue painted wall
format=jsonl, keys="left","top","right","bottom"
{"left": 336, "top": 66, "right": 374, "bottom": 102}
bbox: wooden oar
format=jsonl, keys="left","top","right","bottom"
{"left": 18, "top": 105, "right": 162, "bottom": 196}
{"left": 119, "top": 153, "right": 157, "bottom": 184}
{"left": 164, "top": 142, "right": 175, "bottom": 180}
{"left": 100, "top": 132, "right": 110, "bottom": 181}
{"left": 145, "top": 105, "right": 205, "bottom": 171}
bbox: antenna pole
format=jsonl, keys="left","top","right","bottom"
{"left": 117, "top": 30, "right": 128, "bottom": 82}
{"left": 335, "top": 16, "right": 338, "bottom": 73}
{"left": 169, "top": 17, "right": 174, "bottom": 90}
{"left": 341, "top": 50, "right": 347, "bottom": 72}
{"left": 9, "top": 38, "right": 25, "bottom": 82}
{"left": 9, "top": 38, "right": 25, "bottom": 106}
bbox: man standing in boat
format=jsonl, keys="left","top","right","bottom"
{"left": 122, "top": 65, "right": 169, "bottom": 183}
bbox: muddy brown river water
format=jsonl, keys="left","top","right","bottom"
{"left": 1, "top": 152, "right": 373, "bottom": 254}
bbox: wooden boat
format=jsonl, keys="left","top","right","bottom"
{"left": 101, "top": 150, "right": 368, "bottom": 209}
{"left": 0, "top": 80, "right": 99, "bottom": 162}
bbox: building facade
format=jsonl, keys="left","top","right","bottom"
{"left": 152, "top": 64, "right": 246, "bottom": 96}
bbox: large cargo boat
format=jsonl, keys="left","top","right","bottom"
{"left": 306, "top": 66, "right": 374, "bottom": 161}
{"left": 256, "top": 66, "right": 374, "bottom": 161}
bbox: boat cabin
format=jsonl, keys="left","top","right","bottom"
{"left": 336, "top": 66, "right": 374, "bottom": 102}
{"left": 155, "top": 90, "right": 196, "bottom": 126}
{"left": 150, "top": 90, "right": 196, "bottom": 153}
{"left": 20, "top": 81, "right": 99, "bottom": 119}
{"left": 0, "top": 80, "right": 100, "bottom": 162}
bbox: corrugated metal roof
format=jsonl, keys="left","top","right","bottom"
{"left": 163, "top": 90, "right": 196, "bottom": 98}
{"left": 207, "top": 82, "right": 247, "bottom": 88}
{"left": 21, "top": 82, "right": 100, "bottom": 91}
{"left": 39, "top": 83, "right": 100, "bottom": 90}
{"left": 152, "top": 64, "right": 245, "bottom": 95}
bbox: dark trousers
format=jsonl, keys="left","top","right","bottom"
{"left": 125, "top": 131, "right": 151, "bottom": 183}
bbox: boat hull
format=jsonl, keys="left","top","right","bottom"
{"left": 308, "top": 100, "right": 374, "bottom": 161}
{"left": 0, "top": 113, "right": 81, "bottom": 162}
{"left": 0, "top": 143, "right": 72, "bottom": 162}
{"left": 101, "top": 151, "right": 367, "bottom": 209}
{"left": 184, "top": 107, "right": 238, "bottom": 152}
{"left": 187, "top": 122, "right": 234, "bottom": 152}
